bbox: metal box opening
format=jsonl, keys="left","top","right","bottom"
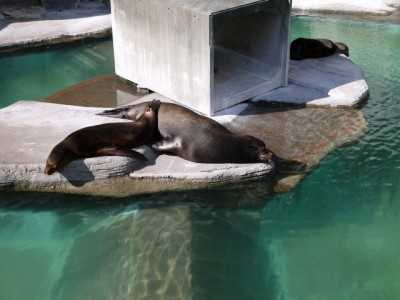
{"left": 213, "top": 6, "right": 289, "bottom": 112}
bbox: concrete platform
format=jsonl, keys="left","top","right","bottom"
{"left": 0, "top": 98, "right": 273, "bottom": 196}
{"left": 292, "top": 0, "right": 399, "bottom": 15}
{"left": 0, "top": 68, "right": 368, "bottom": 196}
{"left": 251, "top": 54, "right": 369, "bottom": 107}
{"left": 0, "top": 6, "right": 111, "bottom": 52}
{"left": 0, "top": 5, "right": 371, "bottom": 196}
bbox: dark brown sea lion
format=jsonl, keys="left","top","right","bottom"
{"left": 290, "top": 38, "right": 349, "bottom": 60}
{"left": 44, "top": 100, "right": 160, "bottom": 175}
{"left": 97, "top": 102, "right": 274, "bottom": 164}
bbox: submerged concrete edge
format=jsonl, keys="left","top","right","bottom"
{"left": 0, "top": 162, "right": 273, "bottom": 197}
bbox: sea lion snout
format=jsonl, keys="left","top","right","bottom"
{"left": 246, "top": 137, "right": 274, "bottom": 163}
{"left": 335, "top": 42, "right": 349, "bottom": 56}
{"left": 259, "top": 151, "right": 274, "bottom": 163}
{"left": 44, "top": 147, "right": 65, "bottom": 175}
{"left": 44, "top": 164, "right": 56, "bottom": 175}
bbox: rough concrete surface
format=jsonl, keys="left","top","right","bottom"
{"left": 229, "top": 103, "right": 367, "bottom": 192}
{"left": 43, "top": 74, "right": 150, "bottom": 108}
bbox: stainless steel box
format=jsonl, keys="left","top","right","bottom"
{"left": 111, "top": 0, "right": 292, "bottom": 115}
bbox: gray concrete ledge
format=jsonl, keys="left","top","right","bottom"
{"left": 292, "top": 0, "right": 399, "bottom": 15}
{"left": 0, "top": 9, "right": 111, "bottom": 52}
{"left": 0, "top": 100, "right": 273, "bottom": 196}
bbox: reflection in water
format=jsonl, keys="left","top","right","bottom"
{"left": 50, "top": 205, "right": 193, "bottom": 300}
{"left": 0, "top": 16, "right": 400, "bottom": 300}
{"left": 0, "top": 190, "right": 270, "bottom": 300}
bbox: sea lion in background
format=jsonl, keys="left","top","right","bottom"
{"left": 290, "top": 38, "right": 349, "bottom": 60}
{"left": 44, "top": 100, "right": 160, "bottom": 175}
{"left": 97, "top": 102, "right": 274, "bottom": 164}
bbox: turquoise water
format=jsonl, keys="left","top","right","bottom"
{"left": 1, "top": 16, "right": 400, "bottom": 299}
{"left": 0, "top": 38, "right": 114, "bottom": 108}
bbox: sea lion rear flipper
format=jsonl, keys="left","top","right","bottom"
{"left": 97, "top": 147, "right": 148, "bottom": 161}
{"left": 96, "top": 106, "right": 138, "bottom": 120}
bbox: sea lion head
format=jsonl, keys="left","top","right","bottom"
{"left": 335, "top": 42, "right": 349, "bottom": 57}
{"left": 245, "top": 136, "right": 274, "bottom": 163}
{"left": 135, "top": 99, "right": 161, "bottom": 132}
{"left": 137, "top": 99, "right": 161, "bottom": 118}
{"left": 44, "top": 156, "right": 61, "bottom": 175}
{"left": 127, "top": 99, "right": 161, "bottom": 121}
{"left": 44, "top": 143, "right": 74, "bottom": 175}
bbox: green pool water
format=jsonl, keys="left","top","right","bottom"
{"left": 0, "top": 38, "right": 114, "bottom": 108}
{"left": 1, "top": 15, "right": 400, "bottom": 300}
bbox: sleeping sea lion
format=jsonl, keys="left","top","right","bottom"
{"left": 97, "top": 101, "right": 274, "bottom": 164}
{"left": 290, "top": 38, "right": 349, "bottom": 60}
{"left": 44, "top": 100, "right": 160, "bottom": 175}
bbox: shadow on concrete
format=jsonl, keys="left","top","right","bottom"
{"left": 0, "top": 21, "right": 9, "bottom": 31}
{"left": 127, "top": 146, "right": 159, "bottom": 172}
{"left": 58, "top": 147, "right": 158, "bottom": 187}
{"left": 59, "top": 160, "right": 95, "bottom": 187}
{"left": 242, "top": 101, "right": 306, "bottom": 115}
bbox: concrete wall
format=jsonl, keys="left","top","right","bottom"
{"left": 112, "top": 0, "right": 212, "bottom": 114}
{"left": 112, "top": 0, "right": 291, "bottom": 115}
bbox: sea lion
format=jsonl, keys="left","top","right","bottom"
{"left": 290, "top": 38, "right": 349, "bottom": 60}
{"left": 97, "top": 101, "right": 274, "bottom": 164}
{"left": 44, "top": 100, "right": 160, "bottom": 175}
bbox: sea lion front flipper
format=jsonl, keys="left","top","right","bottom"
{"left": 152, "top": 137, "right": 182, "bottom": 155}
{"left": 97, "top": 147, "right": 148, "bottom": 161}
